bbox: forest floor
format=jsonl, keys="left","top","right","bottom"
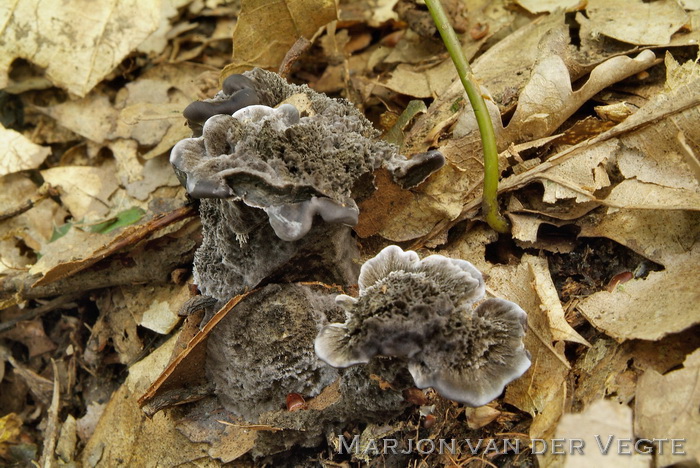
{"left": 0, "top": 0, "right": 699, "bottom": 466}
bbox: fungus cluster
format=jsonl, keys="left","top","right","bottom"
{"left": 162, "top": 69, "right": 529, "bottom": 452}
{"left": 315, "top": 246, "right": 531, "bottom": 407}
{"left": 170, "top": 68, "right": 444, "bottom": 304}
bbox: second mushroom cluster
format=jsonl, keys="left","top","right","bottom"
{"left": 316, "top": 245, "right": 531, "bottom": 407}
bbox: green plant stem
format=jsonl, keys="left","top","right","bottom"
{"left": 424, "top": 0, "right": 510, "bottom": 233}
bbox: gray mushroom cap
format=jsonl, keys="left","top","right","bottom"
{"left": 171, "top": 68, "right": 446, "bottom": 243}
{"left": 315, "top": 245, "right": 486, "bottom": 366}
{"left": 408, "top": 298, "right": 530, "bottom": 407}
{"left": 314, "top": 245, "right": 531, "bottom": 406}
{"left": 171, "top": 103, "right": 361, "bottom": 241}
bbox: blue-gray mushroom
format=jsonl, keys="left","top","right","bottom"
{"left": 315, "top": 245, "right": 530, "bottom": 407}
{"left": 170, "top": 69, "right": 445, "bottom": 305}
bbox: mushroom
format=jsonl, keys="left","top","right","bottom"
{"left": 170, "top": 68, "right": 446, "bottom": 305}
{"left": 205, "top": 283, "right": 341, "bottom": 422}
{"left": 315, "top": 245, "right": 530, "bottom": 407}
{"left": 182, "top": 74, "right": 260, "bottom": 137}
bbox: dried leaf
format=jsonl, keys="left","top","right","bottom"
{"left": 76, "top": 402, "right": 106, "bottom": 442}
{"left": 635, "top": 349, "right": 700, "bottom": 466}
{"left": 0, "top": 124, "right": 50, "bottom": 177}
{"left": 0, "top": 174, "right": 67, "bottom": 274}
{"left": 503, "top": 50, "right": 656, "bottom": 142}
{"left": 94, "top": 290, "right": 143, "bottom": 365}
{"left": 56, "top": 414, "right": 78, "bottom": 463}
{"left": 465, "top": 405, "right": 501, "bottom": 429}
{"left": 0, "top": 319, "right": 56, "bottom": 358}
{"left": 136, "top": 0, "right": 193, "bottom": 55}
{"left": 29, "top": 205, "right": 196, "bottom": 286}
{"left": 526, "top": 255, "right": 590, "bottom": 346}
{"left": 0, "top": 0, "right": 161, "bottom": 97}
{"left": 516, "top": 0, "right": 582, "bottom": 14}
{"left": 555, "top": 399, "right": 651, "bottom": 468}
{"left": 578, "top": 209, "right": 696, "bottom": 265}
{"left": 127, "top": 283, "right": 190, "bottom": 335}
{"left": 29, "top": 226, "right": 109, "bottom": 278}
{"left": 81, "top": 335, "right": 219, "bottom": 467}
{"left": 586, "top": 0, "right": 689, "bottom": 45}
{"left": 573, "top": 331, "right": 698, "bottom": 410}
{"left": 222, "top": 0, "right": 337, "bottom": 76}
{"left": 0, "top": 413, "right": 23, "bottom": 459}
{"left": 576, "top": 243, "right": 700, "bottom": 342}
{"left": 377, "top": 164, "right": 473, "bottom": 241}
{"left": 494, "top": 55, "right": 700, "bottom": 212}
{"left": 604, "top": 179, "right": 700, "bottom": 210}
{"left": 40, "top": 163, "right": 119, "bottom": 220}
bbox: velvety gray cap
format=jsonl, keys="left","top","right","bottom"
{"left": 315, "top": 245, "right": 531, "bottom": 406}
{"left": 315, "top": 245, "right": 486, "bottom": 367}
{"left": 171, "top": 68, "right": 446, "bottom": 243}
{"left": 408, "top": 298, "right": 530, "bottom": 406}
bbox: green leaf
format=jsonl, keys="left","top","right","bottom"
{"left": 88, "top": 207, "right": 145, "bottom": 234}
{"left": 49, "top": 222, "right": 72, "bottom": 243}
{"left": 383, "top": 100, "right": 428, "bottom": 150}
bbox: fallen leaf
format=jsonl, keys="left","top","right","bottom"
{"left": 516, "top": 0, "right": 582, "bottom": 14}
{"left": 0, "top": 319, "right": 56, "bottom": 358}
{"left": 0, "top": 0, "right": 161, "bottom": 97}
{"left": 81, "top": 334, "right": 219, "bottom": 467}
{"left": 45, "top": 75, "right": 196, "bottom": 147}
{"left": 131, "top": 283, "right": 190, "bottom": 334}
{"left": 403, "top": 13, "right": 566, "bottom": 155}
{"left": 379, "top": 22, "right": 656, "bottom": 243}
{"left": 377, "top": 164, "right": 474, "bottom": 241}
{"left": 555, "top": 399, "right": 651, "bottom": 468}
{"left": 381, "top": 29, "right": 444, "bottom": 65}
{"left": 94, "top": 290, "right": 144, "bottom": 365}
{"left": 40, "top": 162, "right": 120, "bottom": 220}
{"left": 0, "top": 174, "right": 67, "bottom": 274}
{"left": 222, "top": 0, "right": 337, "bottom": 76}
{"left": 635, "top": 349, "right": 700, "bottom": 467}
{"left": 0, "top": 412, "right": 23, "bottom": 459}
{"left": 28, "top": 227, "right": 109, "bottom": 278}
{"left": 378, "top": 47, "right": 481, "bottom": 99}
{"left": 29, "top": 205, "right": 196, "bottom": 285}
{"left": 585, "top": 0, "right": 689, "bottom": 46}
{"left": 578, "top": 209, "right": 696, "bottom": 265}
{"left": 43, "top": 94, "right": 115, "bottom": 144}
{"left": 478, "top": 53, "right": 700, "bottom": 217}
{"left": 540, "top": 140, "right": 616, "bottom": 204}
{"left": 76, "top": 402, "right": 106, "bottom": 442}
{"left": 502, "top": 49, "right": 656, "bottom": 142}
{"left": 603, "top": 180, "right": 700, "bottom": 210}
{"left": 56, "top": 414, "right": 78, "bottom": 463}
{"left": 576, "top": 243, "right": 700, "bottom": 342}
{"left": 136, "top": 0, "right": 193, "bottom": 55}
{"left": 175, "top": 401, "right": 258, "bottom": 463}
{"left": 573, "top": 330, "right": 699, "bottom": 410}
{"left": 526, "top": 255, "right": 590, "bottom": 346}
{"left": 0, "top": 124, "right": 51, "bottom": 177}
{"left": 465, "top": 405, "right": 501, "bottom": 429}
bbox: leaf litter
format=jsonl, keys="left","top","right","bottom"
{"left": 0, "top": 0, "right": 699, "bottom": 466}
